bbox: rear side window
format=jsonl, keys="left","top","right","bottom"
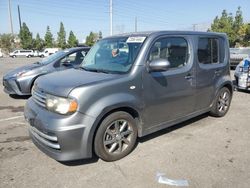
{"left": 149, "top": 37, "right": 188, "bottom": 69}
{"left": 198, "top": 38, "right": 219, "bottom": 64}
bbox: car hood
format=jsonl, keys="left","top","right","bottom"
{"left": 4, "top": 63, "right": 42, "bottom": 79}
{"left": 34, "top": 69, "right": 121, "bottom": 97}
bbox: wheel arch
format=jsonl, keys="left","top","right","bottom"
{"left": 89, "top": 105, "right": 143, "bottom": 156}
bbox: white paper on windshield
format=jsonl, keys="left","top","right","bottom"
{"left": 126, "top": 36, "right": 146, "bottom": 43}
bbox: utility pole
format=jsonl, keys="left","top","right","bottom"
{"left": 192, "top": 24, "right": 198, "bottom": 31}
{"left": 18, "top": 5, "right": 22, "bottom": 31}
{"left": 109, "top": 0, "right": 113, "bottom": 35}
{"left": 135, "top": 17, "right": 137, "bottom": 32}
{"left": 8, "top": 0, "right": 14, "bottom": 35}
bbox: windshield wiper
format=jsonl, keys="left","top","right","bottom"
{"left": 79, "top": 67, "right": 110, "bottom": 74}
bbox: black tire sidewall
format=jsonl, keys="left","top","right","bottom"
{"left": 94, "top": 111, "right": 138, "bottom": 162}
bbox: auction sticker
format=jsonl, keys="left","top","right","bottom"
{"left": 126, "top": 36, "right": 146, "bottom": 43}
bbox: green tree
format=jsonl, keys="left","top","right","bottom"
{"left": 67, "top": 31, "right": 78, "bottom": 47}
{"left": 34, "top": 33, "right": 44, "bottom": 51}
{"left": 85, "top": 31, "right": 98, "bottom": 46}
{"left": 44, "top": 26, "right": 54, "bottom": 48}
{"left": 233, "top": 7, "right": 244, "bottom": 43}
{"left": 243, "top": 23, "right": 250, "bottom": 46}
{"left": 57, "top": 22, "right": 66, "bottom": 49}
{"left": 98, "top": 31, "right": 103, "bottom": 40}
{"left": 0, "top": 34, "right": 14, "bottom": 53}
{"left": 210, "top": 8, "right": 248, "bottom": 47}
{"left": 19, "top": 22, "right": 33, "bottom": 49}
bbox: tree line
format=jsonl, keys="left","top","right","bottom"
{"left": 0, "top": 22, "right": 102, "bottom": 53}
{"left": 210, "top": 7, "right": 250, "bottom": 47}
{"left": 19, "top": 22, "right": 78, "bottom": 51}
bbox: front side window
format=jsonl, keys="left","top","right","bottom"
{"left": 148, "top": 37, "right": 188, "bottom": 69}
{"left": 198, "top": 38, "right": 219, "bottom": 64}
{"left": 81, "top": 37, "right": 145, "bottom": 74}
{"left": 60, "top": 50, "right": 87, "bottom": 66}
{"left": 39, "top": 51, "right": 66, "bottom": 65}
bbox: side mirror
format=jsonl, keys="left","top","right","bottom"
{"left": 148, "top": 59, "right": 170, "bottom": 72}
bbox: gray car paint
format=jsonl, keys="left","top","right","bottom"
{"left": 24, "top": 31, "right": 233, "bottom": 161}
{"left": 3, "top": 47, "right": 90, "bottom": 96}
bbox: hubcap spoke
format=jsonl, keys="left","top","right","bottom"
{"left": 114, "top": 121, "right": 120, "bottom": 133}
{"left": 109, "top": 142, "right": 118, "bottom": 153}
{"left": 121, "top": 129, "right": 132, "bottom": 137}
{"left": 120, "top": 121, "right": 127, "bottom": 132}
{"left": 118, "top": 141, "right": 122, "bottom": 152}
{"left": 122, "top": 138, "right": 130, "bottom": 145}
{"left": 104, "top": 139, "right": 116, "bottom": 146}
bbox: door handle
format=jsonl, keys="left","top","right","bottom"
{"left": 185, "top": 74, "right": 194, "bottom": 80}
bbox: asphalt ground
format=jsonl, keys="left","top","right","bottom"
{"left": 0, "top": 57, "right": 249, "bottom": 188}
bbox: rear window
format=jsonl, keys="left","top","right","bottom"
{"left": 198, "top": 38, "right": 219, "bottom": 64}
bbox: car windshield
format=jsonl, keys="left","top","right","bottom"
{"left": 39, "top": 51, "right": 66, "bottom": 65}
{"left": 81, "top": 36, "right": 146, "bottom": 74}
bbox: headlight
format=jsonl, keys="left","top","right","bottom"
{"left": 46, "top": 94, "right": 78, "bottom": 115}
{"left": 14, "top": 71, "right": 33, "bottom": 78}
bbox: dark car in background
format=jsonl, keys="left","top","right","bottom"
{"left": 230, "top": 48, "right": 250, "bottom": 69}
{"left": 3, "top": 47, "right": 90, "bottom": 96}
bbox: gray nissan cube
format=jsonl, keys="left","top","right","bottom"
{"left": 24, "top": 31, "right": 233, "bottom": 162}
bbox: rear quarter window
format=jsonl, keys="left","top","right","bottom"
{"left": 198, "top": 37, "right": 225, "bottom": 64}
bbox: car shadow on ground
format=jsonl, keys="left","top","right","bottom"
{"left": 59, "top": 156, "right": 99, "bottom": 166}
{"left": 9, "top": 94, "right": 30, "bottom": 100}
{"left": 138, "top": 113, "right": 209, "bottom": 143}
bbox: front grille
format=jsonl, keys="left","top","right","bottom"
{"left": 32, "top": 87, "right": 46, "bottom": 107}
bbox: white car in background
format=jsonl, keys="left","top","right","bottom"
{"left": 0, "top": 50, "right": 3, "bottom": 58}
{"left": 9, "top": 50, "right": 34, "bottom": 58}
{"left": 39, "top": 48, "right": 59, "bottom": 58}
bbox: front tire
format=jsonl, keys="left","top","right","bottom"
{"left": 94, "top": 111, "right": 138, "bottom": 161}
{"left": 210, "top": 87, "right": 232, "bottom": 117}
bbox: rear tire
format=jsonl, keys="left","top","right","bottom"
{"left": 209, "top": 87, "right": 232, "bottom": 117}
{"left": 94, "top": 111, "right": 137, "bottom": 162}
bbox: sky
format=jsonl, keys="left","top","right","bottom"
{"left": 0, "top": 0, "right": 250, "bottom": 43}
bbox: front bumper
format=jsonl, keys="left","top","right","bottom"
{"left": 24, "top": 98, "right": 96, "bottom": 161}
{"left": 3, "top": 77, "right": 31, "bottom": 95}
{"left": 234, "top": 75, "right": 250, "bottom": 90}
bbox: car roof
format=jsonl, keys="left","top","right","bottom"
{"left": 104, "top": 30, "right": 227, "bottom": 39}
{"left": 63, "top": 47, "right": 91, "bottom": 53}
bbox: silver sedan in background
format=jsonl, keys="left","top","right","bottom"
{"left": 3, "top": 47, "right": 90, "bottom": 96}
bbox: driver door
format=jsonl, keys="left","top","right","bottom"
{"left": 142, "top": 36, "right": 196, "bottom": 129}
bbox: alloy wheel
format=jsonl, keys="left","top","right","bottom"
{"left": 217, "top": 90, "right": 230, "bottom": 113}
{"left": 103, "top": 119, "right": 133, "bottom": 154}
